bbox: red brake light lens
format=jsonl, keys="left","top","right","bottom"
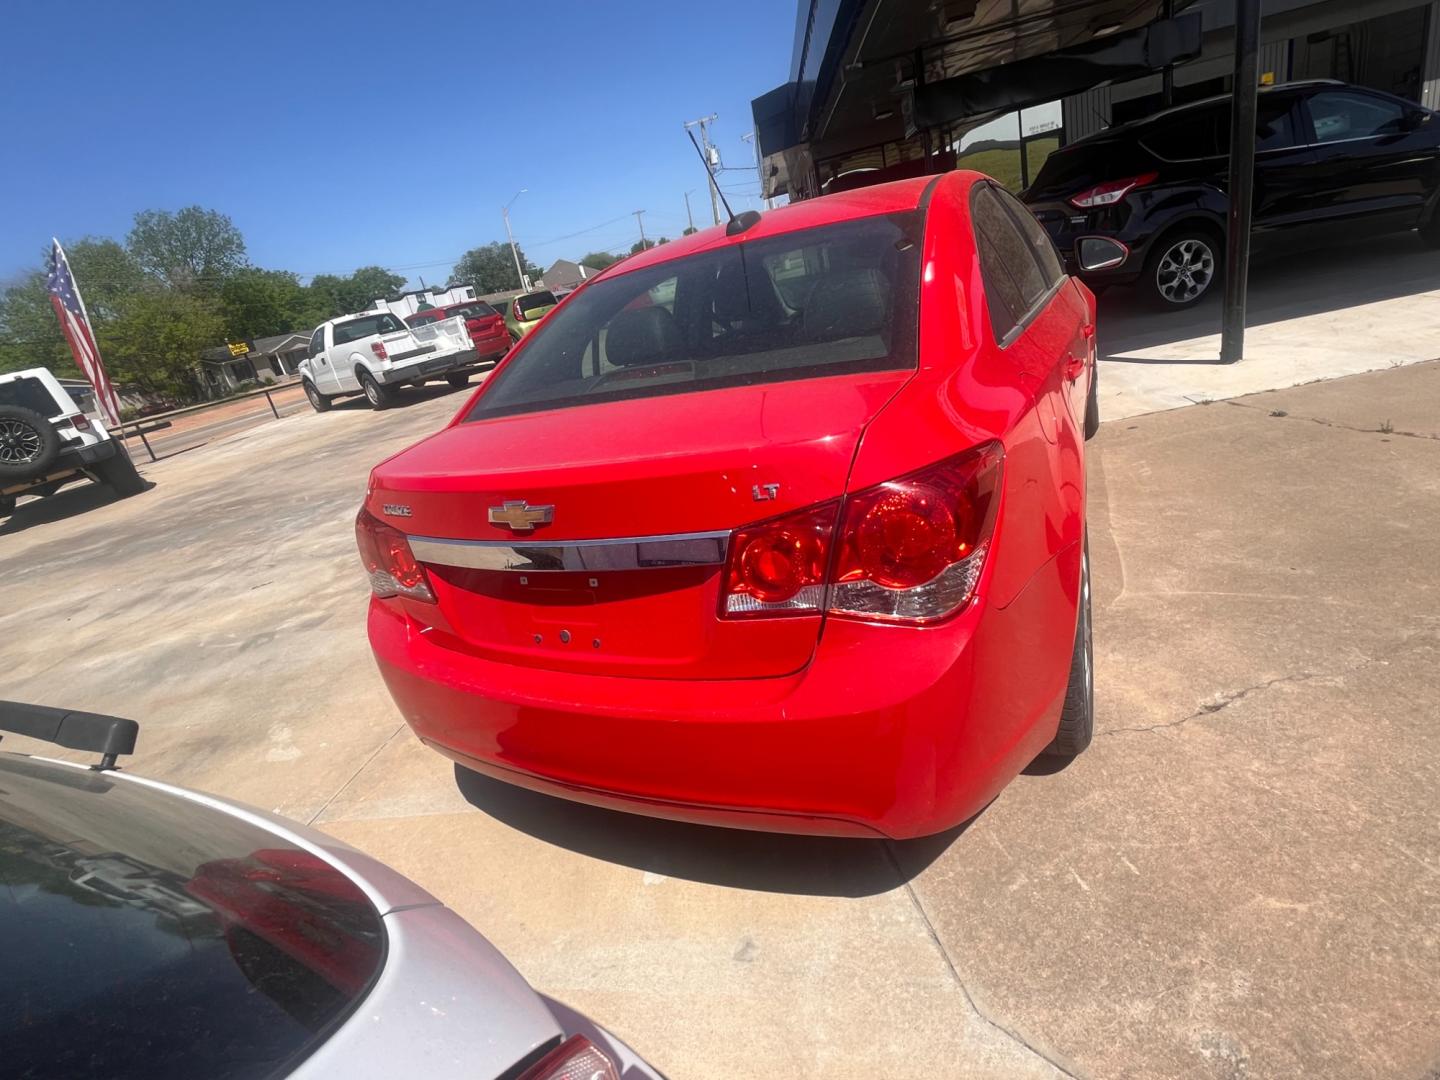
{"left": 518, "top": 1035, "right": 620, "bottom": 1080}
{"left": 1069, "top": 171, "right": 1158, "bottom": 209}
{"left": 355, "top": 507, "right": 434, "bottom": 602}
{"left": 831, "top": 443, "right": 1002, "bottom": 623}
{"left": 70, "top": 413, "right": 92, "bottom": 431}
{"left": 370, "top": 341, "right": 388, "bottom": 360}
{"left": 720, "top": 500, "right": 838, "bottom": 618}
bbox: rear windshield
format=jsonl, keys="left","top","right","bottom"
{"left": 449, "top": 302, "right": 499, "bottom": 319}
{"left": 469, "top": 212, "right": 923, "bottom": 420}
{"left": 405, "top": 310, "right": 443, "bottom": 327}
{"left": 0, "top": 755, "right": 385, "bottom": 1080}
{"left": 515, "top": 291, "right": 558, "bottom": 318}
{"left": 0, "top": 375, "right": 65, "bottom": 418}
{"left": 333, "top": 313, "right": 405, "bottom": 344}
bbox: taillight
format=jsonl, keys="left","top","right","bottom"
{"left": 718, "top": 444, "right": 1003, "bottom": 626}
{"left": 518, "top": 1035, "right": 620, "bottom": 1080}
{"left": 512, "top": 299, "right": 524, "bottom": 322}
{"left": 1068, "top": 171, "right": 1158, "bottom": 209}
{"left": 355, "top": 507, "right": 434, "bottom": 602}
{"left": 720, "top": 500, "right": 838, "bottom": 618}
{"left": 370, "top": 341, "right": 388, "bottom": 360}
{"left": 831, "top": 444, "right": 1002, "bottom": 624}
{"left": 70, "top": 413, "right": 91, "bottom": 431}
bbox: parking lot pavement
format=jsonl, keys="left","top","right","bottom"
{"left": 1097, "top": 232, "right": 1440, "bottom": 420}
{"left": 2, "top": 363, "right": 1437, "bottom": 1078}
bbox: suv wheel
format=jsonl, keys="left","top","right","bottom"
{"left": 0, "top": 405, "right": 60, "bottom": 482}
{"left": 1146, "top": 232, "right": 1219, "bottom": 308}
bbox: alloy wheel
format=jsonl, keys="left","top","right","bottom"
{"left": 1155, "top": 239, "right": 1216, "bottom": 304}
{"left": 0, "top": 418, "right": 43, "bottom": 465}
{"left": 364, "top": 380, "right": 380, "bottom": 405}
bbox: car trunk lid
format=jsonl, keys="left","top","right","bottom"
{"left": 368, "top": 372, "right": 908, "bottom": 679}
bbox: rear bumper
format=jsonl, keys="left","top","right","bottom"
{"left": 367, "top": 552, "right": 1074, "bottom": 839}
{"left": 469, "top": 329, "right": 511, "bottom": 361}
{"left": 378, "top": 349, "right": 480, "bottom": 384}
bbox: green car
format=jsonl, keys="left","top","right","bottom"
{"left": 503, "top": 289, "right": 559, "bottom": 341}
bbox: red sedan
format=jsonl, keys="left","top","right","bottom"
{"left": 359, "top": 172, "right": 1097, "bottom": 839}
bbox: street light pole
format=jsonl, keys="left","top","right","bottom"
{"left": 502, "top": 189, "right": 530, "bottom": 292}
{"left": 1220, "top": 0, "right": 1262, "bottom": 363}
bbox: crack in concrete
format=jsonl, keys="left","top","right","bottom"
{"left": 1223, "top": 398, "right": 1440, "bottom": 441}
{"left": 306, "top": 722, "right": 406, "bottom": 825}
{"left": 881, "top": 844, "right": 1082, "bottom": 1079}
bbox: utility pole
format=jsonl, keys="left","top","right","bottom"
{"left": 683, "top": 114, "right": 722, "bottom": 225}
{"left": 683, "top": 190, "right": 696, "bottom": 233}
{"left": 633, "top": 209, "right": 647, "bottom": 250}
{"left": 1220, "top": 0, "right": 1261, "bottom": 363}
{"left": 741, "top": 131, "right": 772, "bottom": 210}
{"left": 503, "top": 188, "right": 530, "bottom": 292}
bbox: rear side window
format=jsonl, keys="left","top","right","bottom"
{"left": 469, "top": 213, "right": 923, "bottom": 420}
{"left": 1142, "top": 107, "right": 1224, "bottom": 160}
{"left": 308, "top": 327, "right": 325, "bottom": 357}
{"left": 992, "top": 186, "right": 1065, "bottom": 287}
{"left": 0, "top": 376, "right": 63, "bottom": 417}
{"left": 333, "top": 313, "right": 405, "bottom": 344}
{"left": 972, "top": 184, "right": 1050, "bottom": 342}
{"left": 1306, "top": 90, "right": 1407, "bottom": 142}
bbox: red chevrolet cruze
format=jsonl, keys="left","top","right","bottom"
{"left": 358, "top": 172, "right": 1097, "bottom": 839}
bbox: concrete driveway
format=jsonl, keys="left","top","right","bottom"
{"left": 1, "top": 365, "right": 1436, "bottom": 1079}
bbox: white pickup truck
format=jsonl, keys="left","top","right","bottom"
{"left": 298, "top": 311, "right": 484, "bottom": 411}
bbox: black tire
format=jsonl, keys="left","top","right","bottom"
{"left": 1043, "top": 537, "right": 1094, "bottom": 758}
{"left": 94, "top": 443, "right": 147, "bottom": 497}
{"left": 0, "top": 405, "right": 60, "bottom": 482}
{"left": 358, "top": 370, "right": 396, "bottom": 410}
{"left": 1084, "top": 361, "right": 1100, "bottom": 440}
{"left": 446, "top": 373, "right": 470, "bottom": 389}
{"left": 1143, "top": 229, "right": 1221, "bottom": 309}
{"left": 303, "top": 380, "right": 332, "bottom": 413}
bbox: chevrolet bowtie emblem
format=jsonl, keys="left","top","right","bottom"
{"left": 488, "top": 500, "right": 554, "bottom": 532}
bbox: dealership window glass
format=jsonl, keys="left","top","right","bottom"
{"left": 333, "top": 313, "right": 405, "bottom": 345}
{"left": 468, "top": 213, "right": 923, "bottom": 420}
{"left": 1306, "top": 91, "right": 1406, "bottom": 142}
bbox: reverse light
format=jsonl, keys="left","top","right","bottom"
{"left": 355, "top": 507, "right": 434, "bottom": 602}
{"left": 718, "top": 444, "right": 1004, "bottom": 626}
{"left": 831, "top": 444, "right": 1002, "bottom": 624}
{"left": 721, "top": 501, "right": 838, "bottom": 617}
{"left": 518, "top": 1036, "right": 621, "bottom": 1080}
{"left": 370, "top": 341, "right": 388, "bottom": 360}
{"left": 1068, "top": 172, "right": 1157, "bottom": 209}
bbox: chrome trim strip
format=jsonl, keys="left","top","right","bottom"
{"left": 410, "top": 530, "right": 730, "bottom": 573}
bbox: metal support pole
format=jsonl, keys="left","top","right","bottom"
{"left": 502, "top": 189, "right": 529, "bottom": 292}
{"left": 683, "top": 190, "right": 696, "bottom": 232}
{"left": 139, "top": 429, "right": 155, "bottom": 462}
{"left": 264, "top": 388, "right": 279, "bottom": 419}
{"left": 1220, "top": 0, "right": 1262, "bottom": 364}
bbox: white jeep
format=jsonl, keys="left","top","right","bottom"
{"left": 298, "top": 310, "right": 483, "bottom": 412}
{"left": 0, "top": 368, "right": 146, "bottom": 519}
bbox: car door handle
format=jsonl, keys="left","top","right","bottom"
{"left": 1064, "top": 324, "right": 1096, "bottom": 381}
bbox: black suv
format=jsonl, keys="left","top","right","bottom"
{"left": 1023, "top": 80, "right": 1440, "bottom": 308}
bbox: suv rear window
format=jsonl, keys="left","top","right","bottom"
{"left": 515, "top": 291, "right": 558, "bottom": 319}
{"left": 0, "top": 755, "right": 386, "bottom": 1080}
{"left": 333, "top": 313, "right": 405, "bottom": 344}
{"left": 0, "top": 376, "right": 64, "bottom": 418}
{"left": 448, "top": 302, "right": 499, "bottom": 319}
{"left": 468, "top": 213, "right": 923, "bottom": 420}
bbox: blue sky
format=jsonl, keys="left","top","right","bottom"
{"left": 1, "top": 1, "right": 795, "bottom": 287}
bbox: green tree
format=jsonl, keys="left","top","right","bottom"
{"left": 221, "top": 268, "right": 326, "bottom": 339}
{"left": 306, "top": 265, "right": 406, "bottom": 318}
{"left": 683, "top": 226, "right": 699, "bottom": 236}
{"left": 579, "top": 250, "right": 620, "bottom": 271}
{"left": 99, "top": 288, "right": 225, "bottom": 402}
{"left": 628, "top": 237, "right": 670, "bottom": 255}
{"left": 452, "top": 242, "right": 534, "bottom": 294}
{"left": 127, "top": 206, "right": 248, "bottom": 292}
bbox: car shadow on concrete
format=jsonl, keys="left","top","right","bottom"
{"left": 0, "top": 481, "right": 153, "bottom": 537}
{"left": 1098, "top": 232, "right": 1440, "bottom": 364}
{"left": 452, "top": 763, "right": 969, "bottom": 897}
{"left": 330, "top": 381, "right": 475, "bottom": 412}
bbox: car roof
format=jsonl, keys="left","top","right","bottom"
{"left": 606, "top": 175, "right": 937, "bottom": 281}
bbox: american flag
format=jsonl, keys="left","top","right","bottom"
{"left": 47, "top": 238, "right": 123, "bottom": 427}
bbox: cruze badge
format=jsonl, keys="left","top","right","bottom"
{"left": 489, "top": 500, "right": 555, "bottom": 531}
{"left": 382, "top": 503, "right": 412, "bottom": 518}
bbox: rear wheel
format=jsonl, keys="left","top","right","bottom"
{"left": 303, "top": 380, "right": 332, "bottom": 413}
{"left": 1043, "top": 537, "right": 1094, "bottom": 758}
{"left": 93, "top": 443, "right": 147, "bottom": 497}
{"left": 358, "top": 370, "right": 396, "bottom": 410}
{"left": 1144, "top": 230, "right": 1220, "bottom": 309}
{"left": 446, "top": 373, "right": 470, "bottom": 389}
